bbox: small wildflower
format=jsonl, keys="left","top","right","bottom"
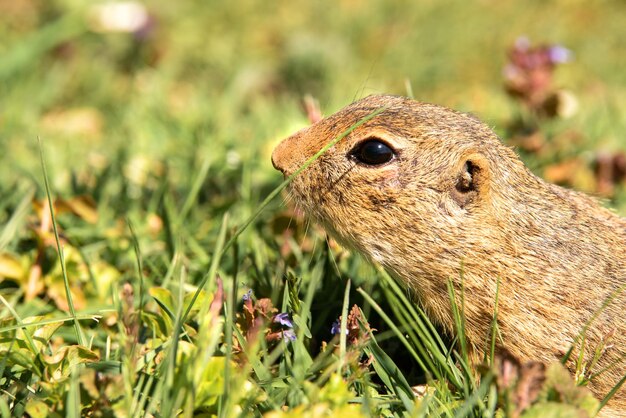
{"left": 273, "top": 312, "right": 293, "bottom": 328}
{"left": 330, "top": 318, "right": 348, "bottom": 335}
{"left": 547, "top": 45, "right": 572, "bottom": 64}
{"left": 282, "top": 329, "right": 296, "bottom": 342}
{"left": 504, "top": 37, "right": 573, "bottom": 118}
{"left": 242, "top": 289, "right": 253, "bottom": 302}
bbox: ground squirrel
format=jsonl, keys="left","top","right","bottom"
{"left": 271, "top": 94, "right": 626, "bottom": 415}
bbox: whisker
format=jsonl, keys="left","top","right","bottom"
{"left": 285, "top": 201, "right": 296, "bottom": 232}
{"left": 279, "top": 189, "right": 292, "bottom": 207}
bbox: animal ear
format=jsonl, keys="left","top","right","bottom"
{"left": 450, "top": 154, "right": 490, "bottom": 208}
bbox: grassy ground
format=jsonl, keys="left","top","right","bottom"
{"left": 1, "top": 1, "right": 626, "bottom": 417}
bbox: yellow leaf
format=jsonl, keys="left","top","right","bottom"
{"left": 24, "top": 400, "right": 49, "bottom": 418}
{"left": 60, "top": 196, "right": 99, "bottom": 224}
{"left": 45, "top": 278, "right": 86, "bottom": 311}
{"left": 0, "top": 253, "right": 23, "bottom": 279}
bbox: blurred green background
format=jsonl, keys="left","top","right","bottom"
{"left": 2, "top": 0, "right": 626, "bottom": 201}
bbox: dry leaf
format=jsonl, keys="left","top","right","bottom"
{"left": 544, "top": 158, "right": 583, "bottom": 185}
{"left": 0, "top": 253, "right": 24, "bottom": 280}
{"left": 595, "top": 152, "right": 626, "bottom": 196}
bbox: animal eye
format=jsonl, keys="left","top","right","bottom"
{"left": 352, "top": 139, "right": 395, "bottom": 165}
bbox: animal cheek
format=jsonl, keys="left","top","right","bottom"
{"left": 439, "top": 194, "right": 467, "bottom": 218}
{"left": 366, "top": 190, "right": 398, "bottom": 210}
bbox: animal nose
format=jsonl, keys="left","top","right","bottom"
{"left": 271, "top": 149, "right": 286, "bottom": 175}
{"left": 272, "top": 128, "right": 310, "bottom": 177}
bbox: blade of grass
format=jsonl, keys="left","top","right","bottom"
{"left": 562, "top": 281, "right": 626, "bottom": 365}
{"left": 160, "top": 190, "right": 178, "bottom": 261}
{"left": 453, "top": 374, "right": 493, "bottom": 418}
{"left": 130, "top": 369, "right": 147, "bottom": 416}
{"left": 357, "top": 287, "right": 428, "bottom": 374}
{"left": 160, "top": 265, "right": 189, "bottom": 416}
{"left": 0, "top": 186, "right": 34, "bottom": 251}
{"left": 127, "top": 219, "right": 146, "bottom": 330}
{"left": 133, "top": 373, "right": 156, "bottom": 418}
{"left": 447, "top": 277, "right": 468, "bottom": 367}
{"left": 0, "top": 292, "right": 39, "bottom": 356}
{"left": 487, "top": 277, "right": 501, "bottom": 365}
{"left": 447, "top": 276, "right": 475, "bottom": 395}
{"left": 597, "top": 372, "right": 626, "bottom": 413}
{"left": 338, "top": 279, "right": 351, "bottom": 372}
{"left": 178, "top": 157, "right": 211, "bottom": 225}
{"left": 144, "top": 370, "right": 166, "bottom": 418}
{"left": 292, "top": 253, "right": 324, "bottom": 380}
{"left": 232, "top": 324, "right": 272, "bottom": 382}
{"left": 161, "top": 252, "right": 182, "bottom": 289}
{"left": 219, "top": 247, "right": 238, "bottom": 418}
{"left": 179, "top": 212, "right": 228, "bottom": 328}
{"left": 363, "top": 322, "right": 415, "bottom": 412}
{"left": 38, "top": 138, "right": 86, "bottom": 346}
{"left": 377, "top": 281, "right": 444, "bottom": 380}
{"left": 70, "top": 239, "right": 99, "bottom": 297}
{"left": 0, "top": 337, "right": 16, "bottom": 392}
{"left": 379, "top": 268, "right": 449, "bottom": 354}
{"left": 485, "top": 382, "right": 499, "bottom": 418}
{"left": 0, "top": 313, "right": 105, "bottom": 334}
{"left": 66, "top": 366, "right": 81, "bottom": 418}
{"left": 587, "top": 352, "right": 626, "bottom": 381}
{"left": 376, "top": 270, "right": 463, "bottom": 387}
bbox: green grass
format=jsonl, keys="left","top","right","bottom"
{"left": 1, "top": 1, "right": 625, "bottom": 417}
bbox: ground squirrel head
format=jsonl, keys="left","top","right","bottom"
{"left": 272, "top": 95, "right": 525, "bottom": 272}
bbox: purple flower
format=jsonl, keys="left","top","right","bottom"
{"left": 547, "top": 45, "right": 572, "bottom": 64}
{"left": 282, "top": 329, "right": 296, "bottom": 342}
{"left": 273, "top": 312, "right": 293, "bottom": 328}
{"left": 331, "top": 319, "right": 348, "bottom": 335}
{"left": 242, "top": 289, "right": 253, "bottom": 302}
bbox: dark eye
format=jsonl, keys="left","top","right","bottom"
{"left": 352, "top": 139, "right": 395, "bottom": 165}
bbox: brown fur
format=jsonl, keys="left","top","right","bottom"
{"left": 272, "top": 95, "right": 626, "bottom": 416}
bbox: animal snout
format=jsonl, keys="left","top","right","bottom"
{"left": 271, "top": 137, "right": 300, "bottom": 177}
{"left": 271, "top": 127, "right": 313, "bottom": 177}
{"left": 271, "top": 147, "right": 287, "bottom": 176}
